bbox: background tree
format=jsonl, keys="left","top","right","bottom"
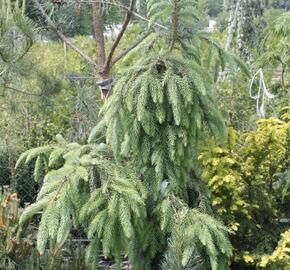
{"left": 226, "top": 0, "right": 266, "bottom": 62}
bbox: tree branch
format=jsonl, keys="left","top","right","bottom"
{"left": 33, "top": 0, "right": 101, "bottom": 72}
{"left": 64, "top": 1, "right": 168, "bottom": 30}
{"left": 103, "top": 0, "right": 136, "bottom": 74}
{"left": 4, "top": 85, "right": 41, "bottom": 97}
{"left": 111, "top": 31, "right": 151, "bottom": 67}
{"left": 102, "top": 1, "right": 168, "bottom": 30}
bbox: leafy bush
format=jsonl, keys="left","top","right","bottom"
{"left": 260, "top": 228, "right": 290, "bottom": 269}
{"left": 0, "top": 144, "right": 37, "bottom": 203}
{"left": 0, "top": 187, "right": 35, "bottom": 270}
{"left": 200, "top": 105, "right": 290, "bottom": 269}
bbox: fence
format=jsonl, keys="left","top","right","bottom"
{"left": 0, "top": 142, "right": 38, "bottom": 204}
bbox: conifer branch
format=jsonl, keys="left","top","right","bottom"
{"left": 4, "top": 85, "right": 41, "bottom": 97}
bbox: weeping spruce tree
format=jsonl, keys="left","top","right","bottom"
{"left": 16, "top": 0, "right": 234, "bottom": 269}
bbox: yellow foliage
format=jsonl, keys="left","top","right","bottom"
{"left": 243, "top": 254, "right": 255, "bottom": 264}
{"left": 229, "top": 222, "right": 240, "bottom": 232}
{"left": 199, "top": 105, "right": 290, "bottom": 266}
{"left": 259, "top": 229, "right": 290, "bottom": 267}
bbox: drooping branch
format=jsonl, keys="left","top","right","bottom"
{"left": 33, "top": 0, "right": 101, "bottom": 72}
{"left": 102, "top": 0, "right": 136, "bottom": 74}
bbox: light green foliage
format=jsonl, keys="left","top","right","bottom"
{"left": 80, "top": 172, "right": 147, "bottom": 262}
{"left": 17, "top": 139, "right": 92, "bottom": 254}
{"left": 200, "top": 105, "right": 290, "bottom": 268}
{"left": 16, "top": 135, "right": 149, "bottom": 268}
{"left": 84, "top": 13, "right": 237, "bottom": 264}
{"left": 96, "top": 52, "right": 226, "bottom": 198}
{"left": 14, "top": 0, "right": 238, "bottom": 269}
{"left": 270, "top": 11, "right": 290, "bottom": 36}
{"left": 15, "top": 134, "right": 163, "bottom": 269}
{"left": 147, "top": 0, "right": 200, "bottom": 30}
{"left": 161, "top": 196, "right": 232, "bottom": 270}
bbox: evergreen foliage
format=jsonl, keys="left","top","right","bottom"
{"left": 147, "top": 0, "right": 200, "bottom": 33}
{"left": 161, "top": 196, "right": 232, "bottom": 270}
{"left": 226, "top": 0, "right": 266, "bottom": 62}
{"left": 4, "top": 1, "right": 290, "bottom": 269}
{"left": 259, "top": 229, "right": 290, "bottom": 268}
{"left": 16, "top": 136, "right": 148, "bottom": 263}
{"left": 14, "top": 0, "right": 240, "bottom": 269}
{"left": 95, "top": 52, "right": 226, "bottom": 199}
{"left": 0, "top": 0, "right": 35, "bottom": 86}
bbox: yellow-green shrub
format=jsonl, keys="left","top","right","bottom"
{"left": 199, "top": 105, "right": 290, "bottom": 268}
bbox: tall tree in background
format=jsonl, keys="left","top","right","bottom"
{"left": 226, "top": 0, "right": 266, "bottom": 62}
{"left": 0, "top": 0, "right": 36, "bottom": 190}
{"left": 0, "top": 0, "right": 34, "bottom": 94}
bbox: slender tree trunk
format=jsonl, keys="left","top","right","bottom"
{"left": 226, "top": 0, "right": 240, "bottom": 53}
{"left": 170, "top": 0, "right": 179, "bottom": 51}
{"left": 92, "top": 1, "right": 106, "bottom": 75}
{"left": 91, "top": 1, "right": 111, "bottom": 99}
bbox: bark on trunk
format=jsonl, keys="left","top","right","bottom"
{"left": 226, "top": 0, "right": 240, "bottom": 53}
{"left": 92, "top": 1, "right": 106, "bottom": 70}
{"left": 91, "top": 1, "right": 110, "bottom": 99}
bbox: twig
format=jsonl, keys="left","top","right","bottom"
{"left": 62, "top": 0, "right": 168, "bottom": 30}
{"left": 103, "top": 1, "right": 168, "bottom": 30}
{"left": 103, "top": 0, "right": 136, "bottom": 74}
{"left": 111, "top": 31, "right": 151, "bottom": 66}
{"left": 4, "top": 85, "right": 40, "bottom": 97}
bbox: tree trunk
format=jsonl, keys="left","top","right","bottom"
{"left": 92, "top": 1, "right": 111, "bottom": 99}
{"left": 92, "top": 1, "right": 106, "bottom": 73}
{"left": 226, "top": 0, "right": 240, "bottom": 53}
